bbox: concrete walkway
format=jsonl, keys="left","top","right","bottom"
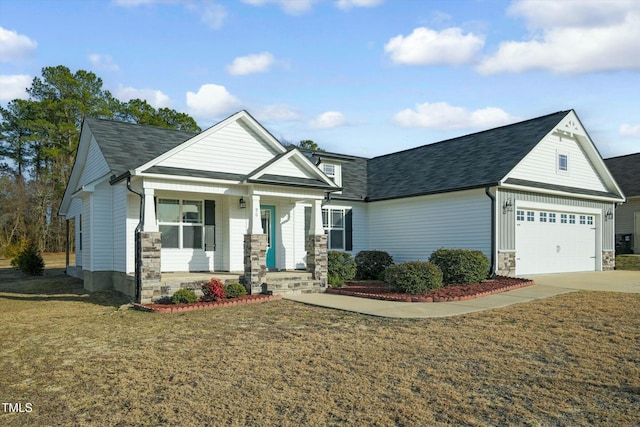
{"left": 283, "top": 270, "right": 640, "bottom": 319}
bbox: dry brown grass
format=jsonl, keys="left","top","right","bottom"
{"left": 1, "top": 255, "right": 639, "bottom": 426}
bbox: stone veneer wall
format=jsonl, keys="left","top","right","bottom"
{"left": 140, "top": 231, "right": 162, "bottom": 304}
{"left": 244, "top": 234, "right": 267, "bottom": 294}
{"left": 602, "top": 250, "right": 615, "bottom": 271}
{"left": 497, "top": 251, "right": 516, "bottom": 277}
{"left": 306, "top": 234, "right": 328, "bottom": 286}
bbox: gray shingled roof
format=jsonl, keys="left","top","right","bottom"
{"left": 85, "top": 117, "right": 196, "bottom": 177}
{"left": 366, "top": 110, "right": 570, "bottom": 201}
{"left": 604, "top": 153, "right": 640, "bottom": 197}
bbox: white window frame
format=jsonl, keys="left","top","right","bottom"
{"left": 557, "top": 151, "right": 569, "bottom": 174}
{"left": 516, "top": 210, "right": 525, "bottom": 221}
{"left": 158, "top": 198, "right": 204, "bottom": 250}
{"left": 322, "top": 207, "right": 345, "bottom": 250}
{"left": 320, "top": 161, "right": 342, "bottom": 194}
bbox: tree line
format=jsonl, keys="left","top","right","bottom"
{"left": 0, "top": 65, "right": 201, "bottom": 255}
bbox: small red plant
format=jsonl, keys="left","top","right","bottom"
{"left": 202, "top": 278, "right": 226, "bottom": 301}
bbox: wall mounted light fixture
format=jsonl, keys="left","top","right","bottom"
{"left": 605, "top": 209, "right": 613, "bottom": 221}
{"left": 503, "top": 198, "right": 513, "bottom": 214}
{"left": 239, "top": 197, "right": 246, "bottom": 209}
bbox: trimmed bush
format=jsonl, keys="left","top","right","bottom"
{"left": 327, "top": 251, "right": 356, "bottom": 286}
{"left": 429, "top": 248, "right": 489, "bottom": 285}
{"left": 171, "top": 288, "right": 197, "bottom": 304}
{"left": 11, "top": 242, "right": 45, "bottom": 276}
{"left": 355, "top": 250, "right": 393, "bottom": 280}
{"left": 383, "top": 261, "right": 443, "bottom": 295}
{"left": 225, "top": 282, "right": 247, "bottom": 298}
{"left": 202, "top": 278, "right": 226, "bottom": 301}
{"left": 328, "top": 273, "right": 345, "bottom": 287}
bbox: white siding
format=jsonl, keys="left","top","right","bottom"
{"left": 615, "top": 197, "right": 640, "bottom": 235}
{"left": 112, "top": 185, "right": 127, "bottom": 272}
{"left": 157, "top": 121, "right": 278, "bottom": 174}
{"left": 227, "top": 199, "right": 248, "bottom": 271}
{"left": 368, "top": 189, "right": 491, "bottom": 262}
{"left": 277, "top": 200, "right": 296, "bottom": 269}
{"left": 508, "top": 132, "right": 607, "bottom": 192}
{"left": 92, "top": 181, "right": 114, "bottom": 270}
{"left": 82, "top": 194, "right": 91, "bottom": 270}
{"left": 126, "top": 194, "right": 138, "bottom": 273}
{"left": 262, "top": 157, "right": 315, "bottom": 179}
{"left": 78, "top": 136, "right": 110, "bottom": 188}
{"left": 293, "top": 203, "right": 307, "bottom": 269}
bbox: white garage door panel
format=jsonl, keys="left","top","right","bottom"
{"left": 516, "top": 210, "right": 596, "bottom": 275}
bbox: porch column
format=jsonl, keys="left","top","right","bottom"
{"left": 244, "top": 193, "right": 267, "bottom": 293}
{"left": 139, "top": 231, "right": 162, "bottom": 304}
{"left": 143, "top": 188, "right": 158, "bottom": 232}
{"left": 306, "top": 199, "right": 327, "bottom": 286}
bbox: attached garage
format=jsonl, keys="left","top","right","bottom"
{"left": 515, "top": 208, "right": 598, "bottom": 275}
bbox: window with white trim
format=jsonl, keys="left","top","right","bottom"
{"left": 549, "top": 213, "right": 556, "bottom": 223}
{"left": 516, "top": 210, "right": 525, "bottom": 221}
{"left": 569, "top": 214, "right": 576, "bottom": 224}
{"left": 539, "top": 212, "right": 547, "bottom": 223}
{"left": 321, "top": 163, "right": 335, "bottom": 179}
{"left": 557, "top": 152, "right": 569, "bottom": 173}
{"left": 322, "top": 207, "right": 345, "bottom": 250}
{"left": 158, "top": 199, "right": 203, "bottom": 249}
{"left": 560, "top": 214, "right": 567, "bottom": 224}
{"left": 587, "top": 216, "right": 593, "bottom": 225}
{"left": 579, "top": 215, "right": 586, "bottom": 225}
{"left": 526, "top": 211, "right": 535, "bottom": 222}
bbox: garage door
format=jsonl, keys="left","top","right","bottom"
{"left": 515, "top": 209, "right": 596, "bottom": 275}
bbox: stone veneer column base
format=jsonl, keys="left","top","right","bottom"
{"left": 140, "top": 231, "right": 162, "bottom": 304}
{"left": 602, "top": 250, "right": 615, "bottom": 271}
{"left": 497, "top": 251, "right": 516, "bottom": 277}
{"left": 306, "top": 234, "right": 327, "bottom": 286}
{"left": 244, "top": 234, "right": 267, "bottom": 294}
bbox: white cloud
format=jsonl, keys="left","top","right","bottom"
{"left": 88, "top": 53, "right": 120, "bottom": 72}
{"left": 186, "top": 84, "right": 242, "bottom": 118}
{"left": 310, "top": 111, "right": 349, "bottom": 129}
{"left": 256, "top": 104, "right": 302, "bottom": 122}
{"left": 393, "top": 101, "right": 518, "bottom": 130}
{"left": 384, "top": 27, "right": 484, "bottom": 66}
{"left": 478, "top": 0, "right": 640, "bottom": 74}
{"left": 0, "top": 74, "right": 32, "bottom": 101}
{"left": 227, "top": 52, "right": 275, "bottom": 76}
{"left": 0, "top": 27, "right": 37, "bottom": 63}
{"left": 114, "top": 0, "right": 226, "bottom": 29}
{"left": 241, "top": 0, "right": 317, "bottom": 15}
{"left": 619, "top": 124, "right": 640, "bottom": 138}
{"left": 116, "top": 85, "right": 171, "bottom": 108}
{"left": 335, "top": 0, "right": 384, "bottom": 10}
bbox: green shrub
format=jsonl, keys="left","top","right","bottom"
{"left": 429, "top": 248, "right": 489, "bottom": 285}
{"left": 327, "top": 251, "right": 356, "bottom": 285}
{"left": 11, "top": 242, "right": 45, "bottom": 276}
{"left": 355, "top": 250, "right": 393, "bottom": 280}
{"left": 328, "top": 273, "right": 345, "bottom": 287}
{"left": 383, "top": 261, "right": 443, "bottom": 295}
{"left": 171, "top": 288, "right": 197, "bottom": 304}
{"left": 225, "top": 282, "right": 247, "bottom": 298}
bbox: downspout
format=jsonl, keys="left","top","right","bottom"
{"left": 485, "top": 187, "right": 496, "bottom": 279}
{"left": 126, "top": 176, "right": 144, "bottom": 303}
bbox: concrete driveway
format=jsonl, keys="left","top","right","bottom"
{"left": 284, "top": 270, "right": 640, "bottom": 318}
{"left": 522, "top": 270, "right": 640, "bottom": 293}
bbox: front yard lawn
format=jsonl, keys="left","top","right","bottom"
{"left": 1, "top": 258, "right": 639, "bottom": 426}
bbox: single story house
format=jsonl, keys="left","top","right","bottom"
{"left": 59, "top": 109, "right": 625, "bottom": 303}
{"left": 604, "top": 152, "right": 640, "bottom": 253}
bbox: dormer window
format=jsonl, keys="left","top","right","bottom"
{"left": 322, "top": 163, "right": 336, "bottom": 180}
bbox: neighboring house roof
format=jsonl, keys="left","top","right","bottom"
{"left": 84, "top": 117, "right": 196, "bottom": 178}
{"left": 366, "top": 110, "right": 570, "bottom": 201}
{"left": 604, "top": 153, "right": 640, "bottom": 197}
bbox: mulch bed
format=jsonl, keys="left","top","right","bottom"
{"left": 326, "top": 276, "right": 534, "bottom": 302}
{"left": 134, "top": 294, "right": 282, "bottom": 313}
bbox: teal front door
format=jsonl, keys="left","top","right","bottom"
{"left": 260, "top": 205, "right": 276, "bottom": 269}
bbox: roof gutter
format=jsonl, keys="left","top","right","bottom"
{"left": 126, "top": 176, "right": 144, "bottom": 303}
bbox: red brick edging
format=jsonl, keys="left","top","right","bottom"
{"left": 325, "top": 280, "right": 534, "bottom": 303}
{"left": 133, "top": 294, "right": 282, "bottom": 313}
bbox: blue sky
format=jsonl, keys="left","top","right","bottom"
{"left": 1, "top": 0, "right": 639, "bottom": 158}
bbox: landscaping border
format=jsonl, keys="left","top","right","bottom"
{"left": 133, "top": 294, "right": 282, "bottom": 313}
{"left": 326, "top": 277, "right": 534, "bottom": 302}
